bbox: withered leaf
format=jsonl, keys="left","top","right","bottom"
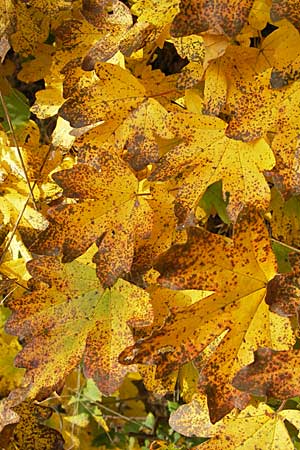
{"left": 266, "top": 253, "right": 300, "bottom": 318}
{"left": 233, "top": 347, "right": 300, "bottom": 399}
{"left": 0, "top": 401, "right": 64, "bottom": 450}
{"left": 171, "top": 0, "right": 255, "bottom": 38}
{"left": 32, "top": 151, "right": 152, "bottom": 287}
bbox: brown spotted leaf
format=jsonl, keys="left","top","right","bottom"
{"left": 59, "top": 62, "right": 146, "bottom": 127}
{"left": 271, "top": 0, "right": 300, "bottom": 31}
{"left": 190, "top": 403, "right": 300, "bottom": 450}
{"left": 32, "top": 151, "right": 152, "bottom": 287}
{"left": 5, "top": 257, "right": 152, "bottom": 398}
{"left": 0, "top": 401, "right": 64, "bottom": 450}
{"left": 120, "top": 213, "right": 291, "bottom": 422}
{"left": 226, "top": 69, "right": 284, "bottom": 141}
{"left": 265, "top": 254, "right": 300, "bottom": 319}
{"left": 233, "top": 347, "right": 300, "bottom": 399}
{"left": 269, "top": 188, "right": 300, "bottom": 248}
{"left": 149, "top": 111, "right": 275, "bottom": 223}
{"left": 115, "top": 99, "right": 174, "bottom": 171}
{"left": 56, "top": 1, "right": 132, "bottom": 71}
{"left": 270, "top": 80, "right": 300, "bottom": 197}
{"left": 171, "top": 0, "right": 255, "bottom": 38}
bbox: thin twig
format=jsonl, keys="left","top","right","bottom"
{"left": 271, "top": 238, "right": 300, "bottom": 255}
{"left": 0, "top": 193, "right": 31, "bottom": 265}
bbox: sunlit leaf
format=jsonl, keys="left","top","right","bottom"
{"left": 149, "top": 111, "right": 274, "bottom": 223}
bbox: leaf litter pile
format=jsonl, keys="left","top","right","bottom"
{"left": 1, "top": 0, "right": 300, "bottom": 449}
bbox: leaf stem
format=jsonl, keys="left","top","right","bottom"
{"left": 271, "top": 238, "right": 300, "bottom": 255}
{"left": 0, "top": 89, "right": 37, "bottom": 209}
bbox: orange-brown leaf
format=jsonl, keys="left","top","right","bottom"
{"left": 233, "top": 347, "right": 300, "bottom": 399}
{"left": 171, "top": 0, "right": 255, "bottom": 38}
{"left": 32, "top": 152, "right": 152, "bottom": 287}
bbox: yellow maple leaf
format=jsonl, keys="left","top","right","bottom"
{"left": 59, "top": 62, "right": 146, "bottom": 127}
{"left": 179, "top": 403, "right": 300, "bottom": 450}
{"left": 5, "top": 256, "right": 153, "bottom": 398}
{"left": 270, "top": 80, "right": 300, "bottom": 196}
{"left": 120, "top": 213, "right": 295, "bottom": 422}
{"left": 131, "top": 0, "right": 180, "bottom": 27}
{"left": 149, "top": 111, "right": 275, "bottom": 223}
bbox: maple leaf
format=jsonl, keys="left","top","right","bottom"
{"left": 0, "top": 0, "right": 14, "bottom": 40}
{"left": 59, "top": 62, "right": 146, "bottom": 127}
{"left": 172, "top": 403, "right": 300, "bottom": 450}
{"left": 170, "top": 0, "right": 255, "bottom": 38}
{"left": 32, "top": 150, "right": 152, "bottom": 287}
{"left": 269, "top": 80, "right": 300, "bottom": 197}
{"left": 131, "top": 182, "right": 180, "bottom": 278}
{"left": 0, "top": 308, "right": 25, "bottom": 398}
{"left": 226, "top": 69, "right": 284, "bottom": 141}
{"left": 114, "top": 98, "right": 173, "bottom": 170}
{"left": 260, "top": 22, "right": 300, "bottom": 88}
{"left": 10, "top": 2, "right": 50, "bottom": 57}
{"left": 5, "top": 256, "right": 152, "bottom": 398}
{"left": 131, "top": 0, "right": 180, "bottom": 27}
{"left": 269, "top": 188, "right": 300, "bottom": 248}
{"left": 248, "top": 0, "right": 271, "bottom": 30}
{"left": 0, "top": 401, "right": 64, "bottom": 450}
{"left": 203, "top": 58, "right": 227, "bottom": 115}
{"left": 120, "top": 213, "right": 295, "bottom": 422}
{"left": 265, "top": 253, "right": 300, "bottom": 318}
{"left": 233, "top": 347, "right": 300, "bottom": 399}
{"left": 55, "top": 0, "right": 132, "bottom": 71}
{"left": 271, "top": 0, "right": 300, "bottom": 32}
{"left": 149, "top": 111, "right": 275, "bottom": 223}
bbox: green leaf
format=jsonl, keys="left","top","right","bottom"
{"left": 0, "top": 88, "right": 30, "bottom": 133}
{"left": 82, "top": 378, "right": 102, "bottom": 402}
{"left": 271, "top": 241, "right": 292, "bottom": 273}
{"left": 199, "top": 180, "right": 230, "bottom": 224}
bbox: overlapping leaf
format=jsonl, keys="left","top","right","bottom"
{"left": 5, "top": 256, "right": 153, "bottom": 397}
{"left": 271, "top": 0, "right": 300, "bottom": 31}
{"left": 270, "top": 188, "right": 300, "bottom": 248}
{"left": 0, "top": 401, "right": 64, "bottom": 450}
{"left": 149, "top": 111, "right": 275, "bottom": 223}
{"left": 120, "top": 213, "right": 293, "bottom": 421}
{"left": 32, "top": 150, "right": 152, "bottom": 287}
{"left": 190, "top": 403, "right": 300, "bottom": 450}
{"left": 170, "top": 0, "right": 255, "bottom": 38}
{"left": 59, "top": 62, "right": 147, "bottom": 127}
{"left": 233, "top": 347, "right": 300, "bottom": 399}
{"left": 266, "top": 253, "right": 300, "bottom": 318}
{"left": 270, "top": 80, "right": 300, "bottom": 197}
